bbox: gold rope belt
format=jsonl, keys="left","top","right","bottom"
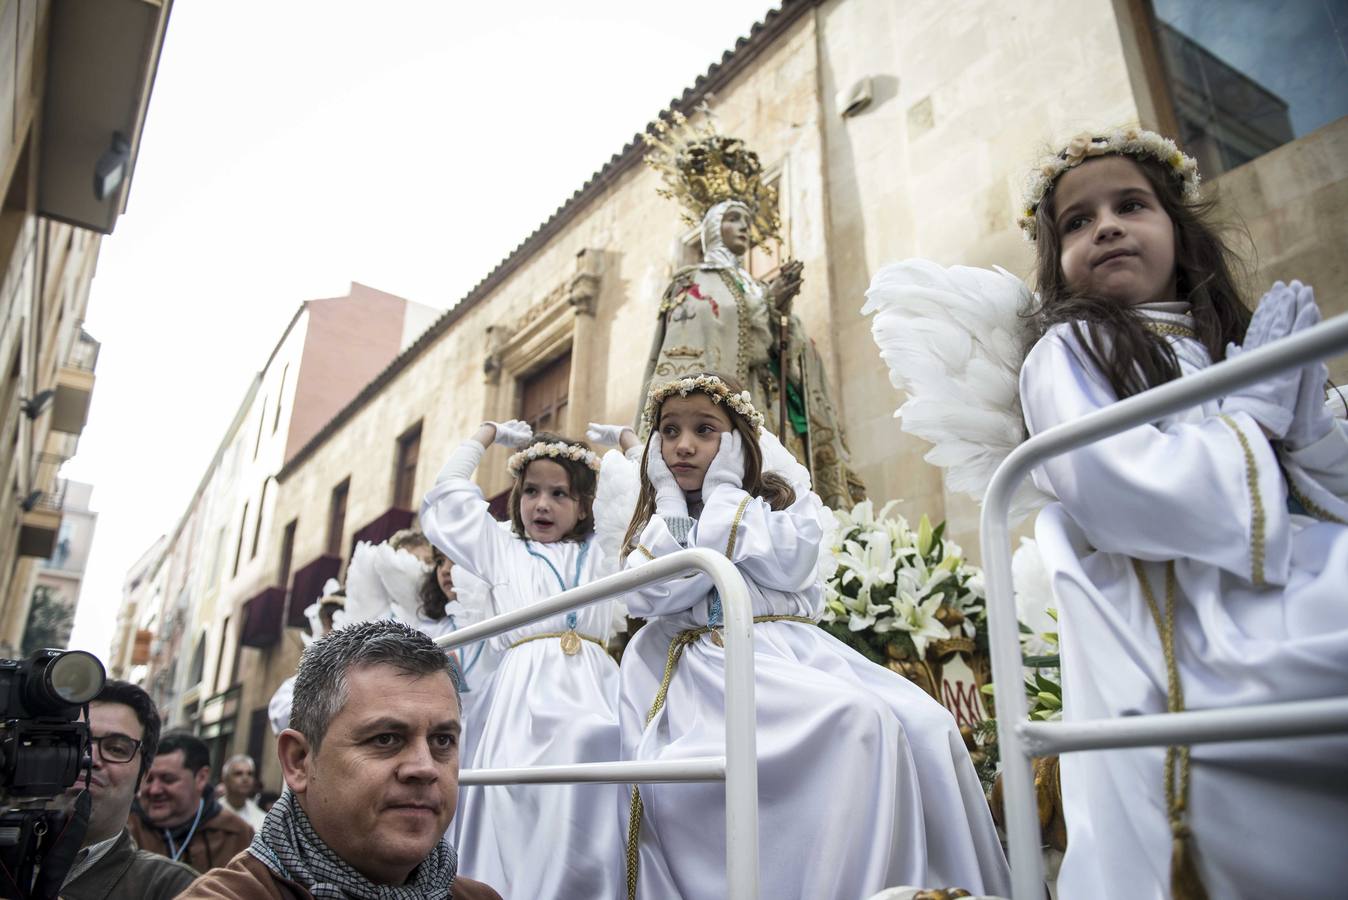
{"left": 507, "top": 631, "right": 605, "bottom": 653}
{"left": 1132, "top": 558, "right": 1207, "bottom": 900}
{"left": 625, "top": 613, "right": 815, "bottom": 900}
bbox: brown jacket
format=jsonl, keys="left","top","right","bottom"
{"left": 61, "top": 829, "right": 199, "bottom": 900}
{"left": 127, "top": 806, "right": 255, "bottom": 874}
{"left": 178, "top": 850, "right": 502, "bottom": 900}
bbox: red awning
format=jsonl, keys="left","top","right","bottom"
{"left": 240, "top": 586, "right": 286, "bottom": 648}
{"left": 288, "top": 554, "right": 342, "bottom": 628}
{"left": 350, "top": 507, "right": 414, "bottom": 551}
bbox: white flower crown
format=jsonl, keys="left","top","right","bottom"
{"left": 506, "top": 440, "right": 602, "bottom": 477}
{"left": 642, "top": 374, "right": 765, "bottom": 432}
{"left": 1018, "top": 128, "right": 1201, "bottom": 241}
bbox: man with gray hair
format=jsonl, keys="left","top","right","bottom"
{"left": 220, "top": 754, "right": 267, "bottom": 831}
{"left": 180, "top": 621, "right": 499, "bottom": 899}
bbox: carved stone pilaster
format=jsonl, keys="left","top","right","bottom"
{"left": 567, "top": 248, "right": 603, "bottom": 316}
{"left": 483, "top": 324, "right": 513, "bottom": 384}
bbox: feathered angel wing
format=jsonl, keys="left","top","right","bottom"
{"left": 862, "top": 259, "right": 1051, "bottom": 522}
{"left": 758, "top": 427, "right": 839, "bottom": 588}
{"left": 448, "top": 565, "right": 497, "bottom": 629}
{"left": 591, "top": 448, "right": 640, "bottom": 629}
{"left": 593, "top": 448, "right": 641, "bottom": 572}
{"left": 343, "top": 541, "right": 428, "bottom": 626}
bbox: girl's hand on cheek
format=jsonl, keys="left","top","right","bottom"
{"left": 702, "top": 431, "right": 745, "bottom": 498}
{"left": 646, "top": 434, "right": 689, "bottom": 518}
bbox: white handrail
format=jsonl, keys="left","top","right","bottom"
{"left": 435, "top": 547, "right": 760, "bottom": 899}
{"left": 980, "top": 314, "right": 1348, "bottom": 900}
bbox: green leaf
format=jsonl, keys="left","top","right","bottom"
{"left": 1035, "top": 691, "right": 1062, "bottom": 708}
{"left": 1022, "top": 654, "right": 1061, "bottom": 668}
{"left": 1033, "top": 672, "right": 1059, "bottom": 694}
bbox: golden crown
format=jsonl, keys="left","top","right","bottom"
{"left": 642, "top": 106, "right": 781, "bottom": 245}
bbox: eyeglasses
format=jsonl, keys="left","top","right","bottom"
{"left": 90, "top": 732, "right": 142, "bottom": 764}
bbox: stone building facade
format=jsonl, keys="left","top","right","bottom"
{"left": 113, "top": 284, "right": 438, "bottom": 767}
{"left": 0, "top": 0, "right": 172, "bottom": 654}
{"left": 125, "top": 0, "right": 1347, "bottom": 789}
{"left": 24, "top": 478, "right": 96, "bottom": 652}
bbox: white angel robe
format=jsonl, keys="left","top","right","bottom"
{"left": 420, "top": 440, "right": 623, "bottom": 900}
{"left": 621, "top": 484, "right": 1010, "bottom": 900}
{"left": 1021, "top": 311, "right": 1348, "bottom": 898}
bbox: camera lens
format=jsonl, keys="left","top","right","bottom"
{"left": 45, "top": 651, "right": 105, "bottom": 705}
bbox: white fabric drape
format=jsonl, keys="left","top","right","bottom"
{"left": 420, "top": 441, "right": 623, "bottom": 899}
{"left": 621, "top": 484, "right": 1010, "bottom": 899}
{"left": 1021, "top": 312, "right": 1348, "bottom": 898}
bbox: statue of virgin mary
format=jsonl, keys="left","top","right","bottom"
{"left": 638, "top": 112, "right": 864, "bottom": 508}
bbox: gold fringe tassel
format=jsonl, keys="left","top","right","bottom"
{"left": 623, "top": 614, "right": 814, "bottom": 900}
{"left": 1132, "top": 559, "right": 1208, "bottom": 900}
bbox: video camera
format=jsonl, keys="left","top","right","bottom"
{"left": 0, "top": 649, "right": 106, "bottom": 899}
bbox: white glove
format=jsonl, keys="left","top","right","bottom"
{"left": 702, "top": 431, "right": 745, "bottom": 498}
{"left": 1284, "top": 282, "right": 1334, "bottom": 450}
{"left": 1220, "top": 281, "right": 1300, "bottom": 438}
{"left": 645, "top": 434, "right": 688, "bottom": 518}
{"left": 586, "top": 422, "right": 632, "bottom": 447}
{"left": 487, "top": 419, "right": 533, "bottom": 449}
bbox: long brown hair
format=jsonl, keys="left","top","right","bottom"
{"left": 621, "top": 373, "right": 795, "bottom": 556}
{"left": 1030, "top": 152, "right": 1251, "bottom": 400}
{"left": 507, "top": 432, "right": 598, "bottom": 541}
{"left": 418, "top": 545, "right": 451, "bottom": 620}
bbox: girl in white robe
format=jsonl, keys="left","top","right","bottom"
{"left": 619, "top": 374, "right": 1009, "bottom": 900}
{"left": 1016, "top": 131, "right": 1348, "bottom": 897}
{"left": 420, "top": 420, "right": 637, "bottom": 900}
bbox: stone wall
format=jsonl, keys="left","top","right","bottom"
{"left": 245, "top": 0, "right": 1348, "bottom": 786}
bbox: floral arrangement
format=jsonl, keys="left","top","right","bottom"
{"left": 972, "top": 537, "right": 1063, "bottom": 792}
{"left": 641, "top": 374, "right": 765, "bottom": 433}
{"left": 1018, "top": 128, "right": 1201, "bottom": 241}
{"left": 820, "top": 500, "right": 986, "bottom": 663}
{"left": 506, "top": 441, "right": 602, "bottom": 477}
{"left": 1007, "top": 537, "right": 1063, "bottom": 722}
{"left": 820, "top": 503, "right": 1065, "bottom": 793}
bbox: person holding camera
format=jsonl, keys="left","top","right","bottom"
{"left": 129, "top": 732, "right": 254, "bottom": 872}
{"left": 59, "top": 680, "right": 199, "bottom": 899}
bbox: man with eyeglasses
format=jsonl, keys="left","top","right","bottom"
{"left": 59, "top": 679, "right": 199, "bottom": 899}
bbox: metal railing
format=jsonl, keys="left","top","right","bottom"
{"left": 981, "top": 314, "right": 1348, "bottom": 899}
{"left": 435, "top": 548, "right": 760, "bottom": 899}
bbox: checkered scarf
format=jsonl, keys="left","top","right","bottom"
{"left": 247, "top": 788, "right": 458, "bottom": 899}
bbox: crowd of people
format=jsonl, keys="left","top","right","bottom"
{"left": 51, "top": 123, "right": 1348, "bottom": 899}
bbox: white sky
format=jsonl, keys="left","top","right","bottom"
{"left": 64, "top": 1, "right": 779, "bottom": 660}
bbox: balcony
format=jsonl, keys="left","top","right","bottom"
{"left": 17, "top": 487, "right": 65, "bottom": 558}
{"left": 350, "top": 506, "right": 414, "bottom": 551}
{"left": 240, "top": 585, "right": 286, "bottom": 648}
{"left": 288, "top": 554, "right": 342, "bottom": 628}
{"left": 130, "top": 628, "right": 152, "bottom": 666}
{"left": 51, "top": 366, "right": 94, "bottom": 435}
{"left": 51, "top": 331, "right": 99, "bottom": 435}
{"left": 38, "top": 0, "right": 173, "bottom": 235}
{"left": 200, "top": 683, "right": 241, "bottom": 728}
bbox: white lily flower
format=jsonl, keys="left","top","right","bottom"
{"left": 833, "top": 533, "right": 895, "bottom": 596}
{"left": 845, "top": 584, "right": 893, "bottom": 631}
{"left": 890, "top": 591, "right": 951, "bottom": 657}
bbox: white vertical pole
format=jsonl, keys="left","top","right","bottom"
{"left": 711, "top": 550, "right": 760, "bottom": 899}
